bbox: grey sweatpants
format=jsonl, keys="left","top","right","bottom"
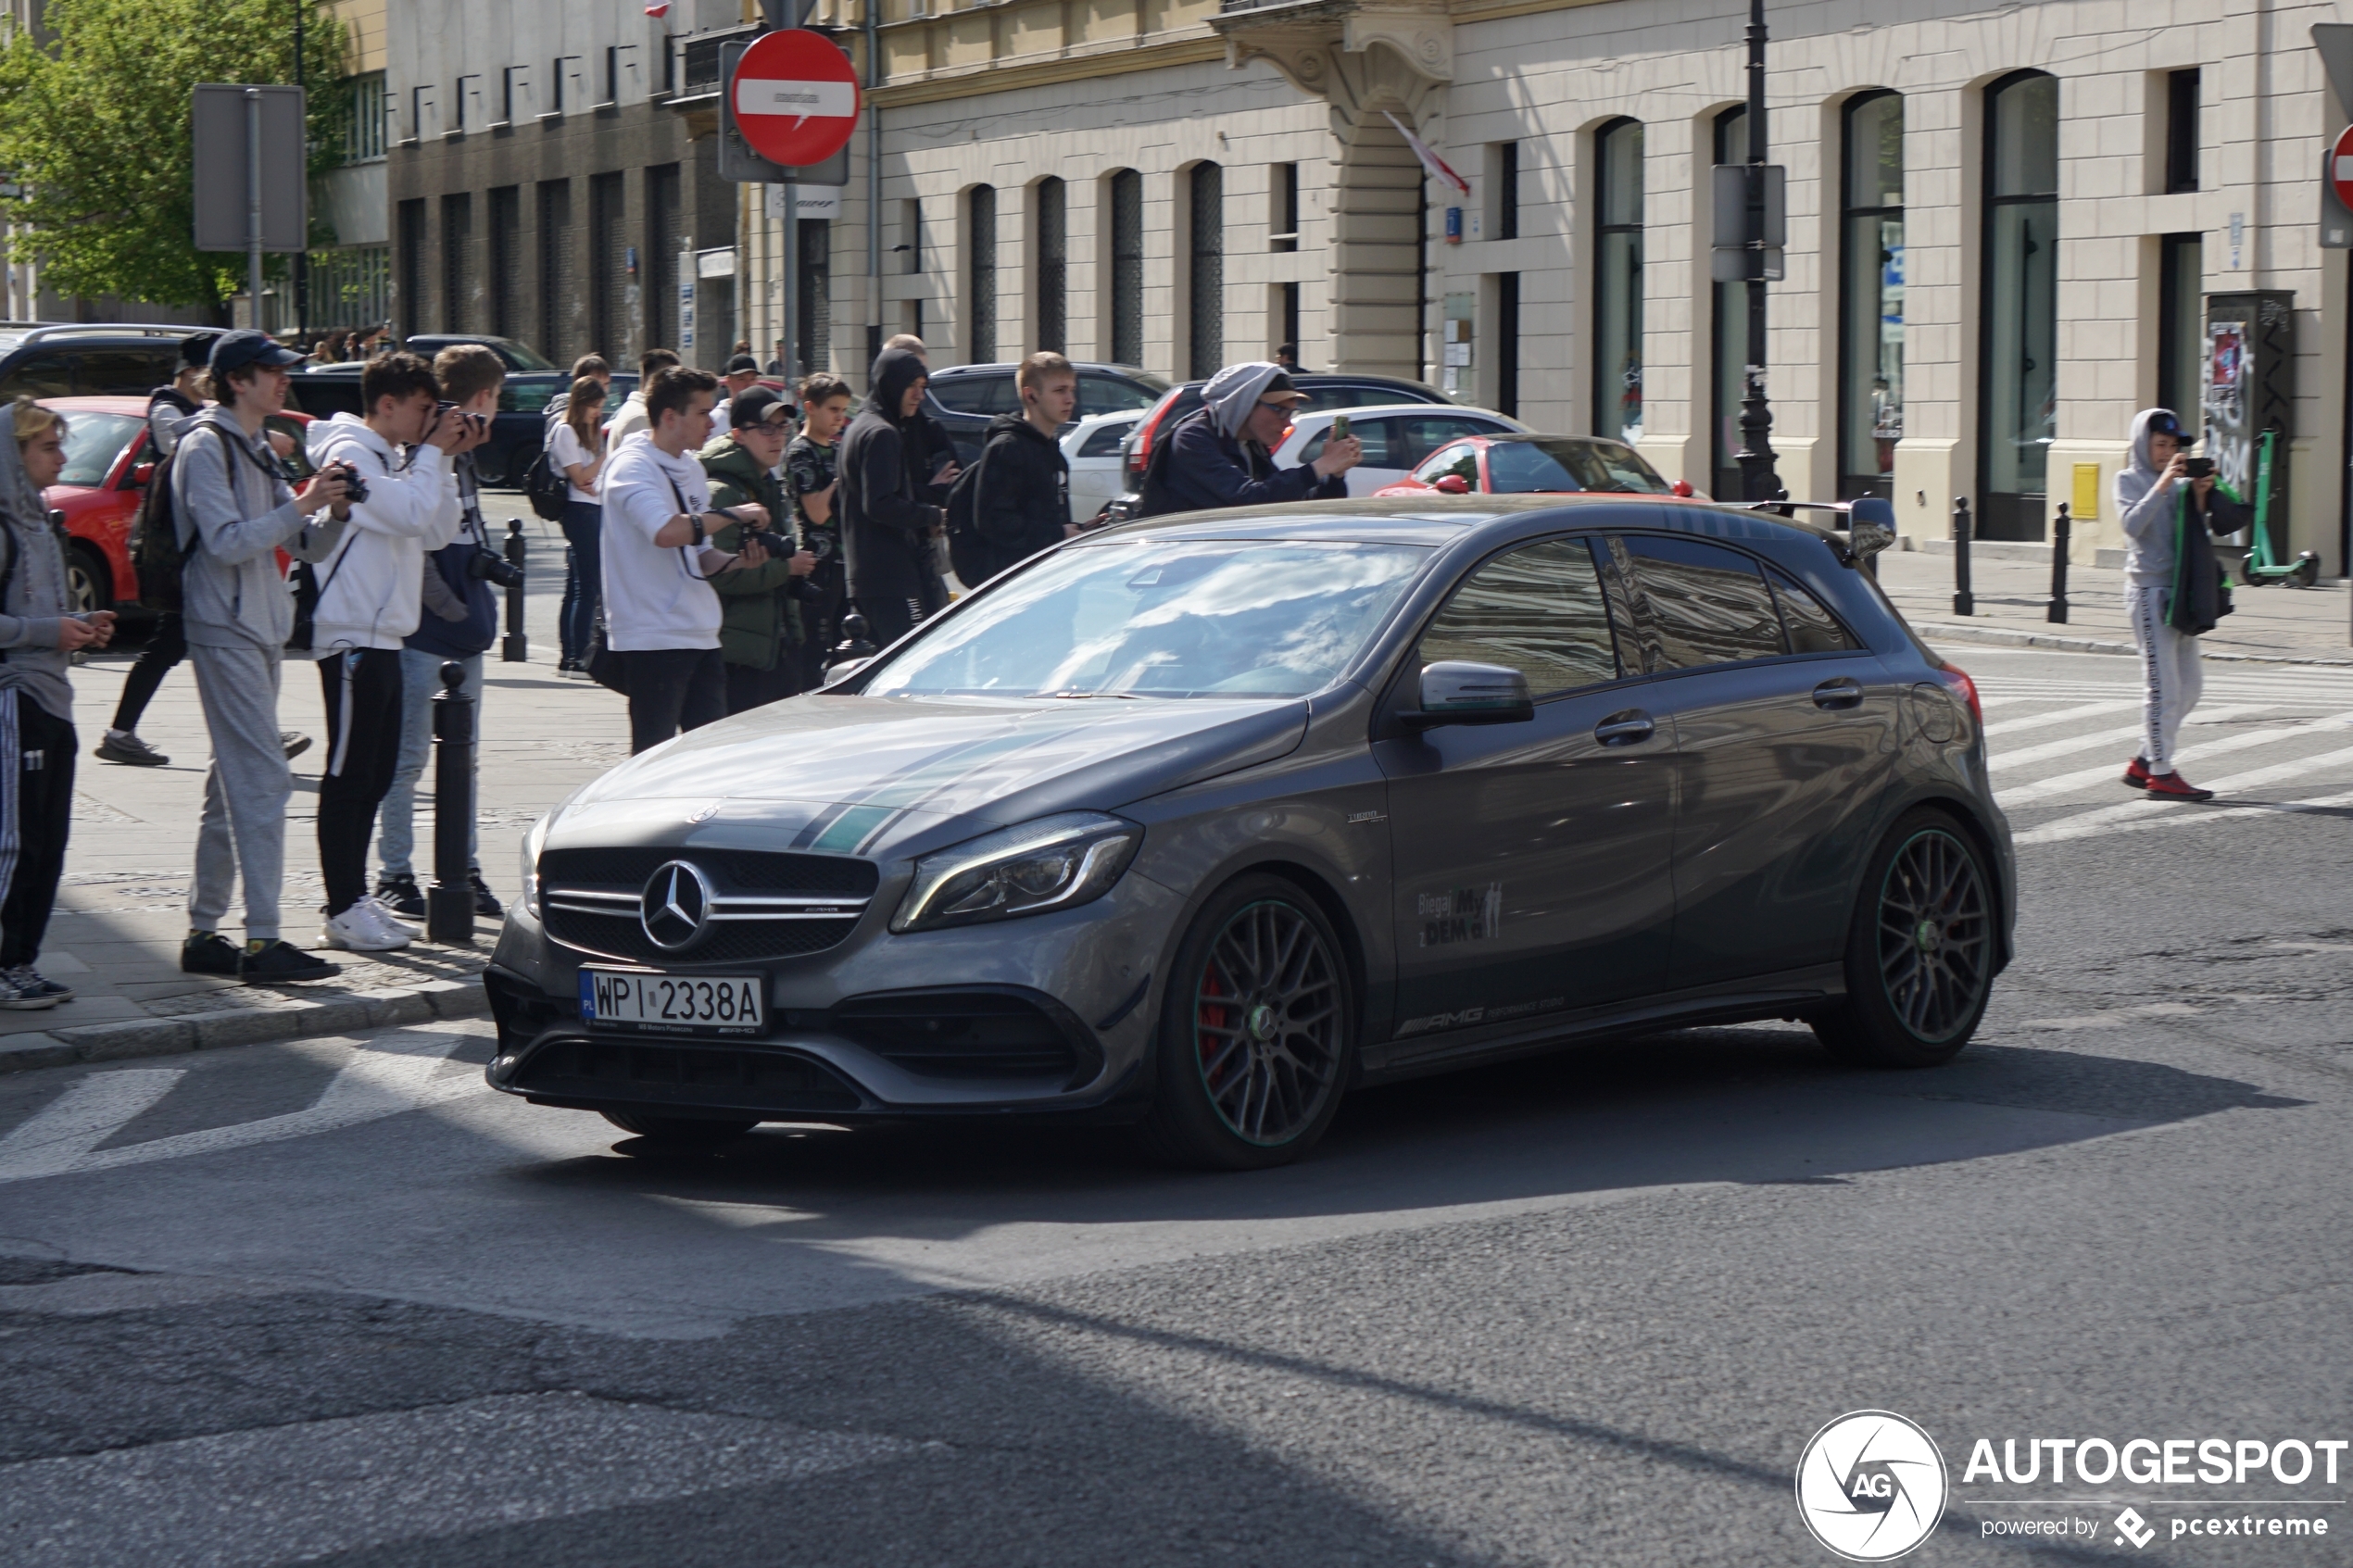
{"left": 188, "top": 642, "right": 291, "bottom": 940}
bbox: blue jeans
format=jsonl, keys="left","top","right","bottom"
{"left": 559, "top": 502, "right": 601, "bottom": 665}
{"left": 377, "top": 648, "right": 481, "bottom": 878}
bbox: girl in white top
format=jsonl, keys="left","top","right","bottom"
{"left": 547, "top": 376, "right": 607, "bottom": 504}
{"left": 549, "top": 376, "right": 610, "bottom": 677}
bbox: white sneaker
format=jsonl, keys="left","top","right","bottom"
{"left": 360, "top": 895, "right": 422, "bottom": 940}
{"left": 321, "top": 904, "right": 409, "bottom": 952}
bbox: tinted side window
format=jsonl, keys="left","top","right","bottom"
{"left": 1768, "top": 567, "right": 1861, "bottom": 653}
{"left": 74, "top": 348, "right": 174, "bottom": 395}
{"left": 1076, "top": 372, "right": 1161, "bottom": 416}
{"left": 0, "top": 355, "right": 72, "bottom": 399}
{"left": 1484, "top": 440, "right": 1581, "bottom": 493}
{"left": 1076, "top": 420, "right": 1136, "bottom": 458}
{"left": 1418, "top": 537, "right": 1620, "bottom": 696}
{"left": 1300, "top": 418, "right": 1397, "bottom": 469}
{"left": 1413, "top": 442, "right": 1480, "bottom": 486}
{"left": 1608, "top": 533, "right": 1786, "bottom": 671}
{"left": 928, "top": 373, "right": 1012, "bottom": 414}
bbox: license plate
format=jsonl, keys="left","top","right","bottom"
{"left": 579, "top": 968, "right": 765, "bottom": 1035}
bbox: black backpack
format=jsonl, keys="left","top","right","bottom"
{"left": 522, "top": 445, "right": 569, "bottom": 521}
{"left": 942, "top": 458, "right": 998, "bottom": 586}
{"left": 129, "top": 448, "right": 187, "bottom": 610}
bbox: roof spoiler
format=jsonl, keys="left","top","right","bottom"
{"left": 1743, "top": 495, "right": 1896, "bottom": 569}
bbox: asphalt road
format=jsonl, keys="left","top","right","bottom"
{"left": 3, "top": 645, "right": 2350, "bottom": 1567}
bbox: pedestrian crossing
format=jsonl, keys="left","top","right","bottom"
{"left": 1975, "top": 666, "right": 2353, "bottom": 845}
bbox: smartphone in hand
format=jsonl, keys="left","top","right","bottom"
{"left": 1330, "top": 414, "right": 1352, "bottom": 443}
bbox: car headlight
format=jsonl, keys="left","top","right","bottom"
{"left": 891, "top": 811, "right": 1140, "bottom": 934}
{"left": 519, "top": 813, "right": 548, "bottom": 920}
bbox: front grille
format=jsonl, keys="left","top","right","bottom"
{"left": 834, "top": 991, "right": 1086, "bottom": 1082}
{"left": 538, "top": 847, "right": 877, "bottom": 897}
{"left": 516, "top": 1038, "right": 862, "bottom": 1113}
{"left": 536, "top": 847, "right": 877, "bottom": 966}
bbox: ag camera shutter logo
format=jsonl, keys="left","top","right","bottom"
{"left": 1796, "top": 1411, "right": 1949, "bottom": 1561}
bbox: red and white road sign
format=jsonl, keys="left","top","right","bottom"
{"left": 2333, "top": 124, "right": 2353, "bottom": 212}
{"left": 730, "top": 30, "right": 861, "bottom": 169}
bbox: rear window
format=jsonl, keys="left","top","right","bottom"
{"left": 1076, "top": 372, "right": 1163, "bottom": 417}
{"left": 53, "top": 410, "right": 145, "bottom": 487}
{"left": 71, "top": 346, "right": 179, "bottom": 395}
{"left": 1076, "top": 419, "right": 1137, "bottom": 458}
{"left": 1486, "top": 438, "right": 1670, "bottom": 495}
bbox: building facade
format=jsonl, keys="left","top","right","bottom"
{"left": 720, "top": 0, "right": 2339, "bottom": 568}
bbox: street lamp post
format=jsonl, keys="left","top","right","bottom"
{"left": 1733, "top": 0, "right": 1781, "bottom": 502}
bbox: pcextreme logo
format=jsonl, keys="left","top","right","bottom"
{"left": 1795, "top": 1411, "right": 1951, "bottom": 1561}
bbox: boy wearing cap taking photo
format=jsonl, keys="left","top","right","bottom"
{"left": 1134, "top": 361, "right": 1360, "bottom": 518}
{"left": 700, "top": 386, "right": 818, "bottom": 714}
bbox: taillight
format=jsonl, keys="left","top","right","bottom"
{"left": 1935, "top": 662, "right": 1982, "bottom": 729}
{"left": 1126, "top": 407, "right": 1168, "bottom": 481}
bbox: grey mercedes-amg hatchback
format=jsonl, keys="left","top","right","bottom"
{"left": 484, "top": 495, "right": 2014, "bottom": 1169}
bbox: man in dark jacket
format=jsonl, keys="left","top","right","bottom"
{"left": 971, "top": 352, "right": 1076, "bottom": 580}
{"left": 839, "top": 346, "right": 949, "bottom": 646}
{"left": 701, "top": 387, "right": 818, "bottom": 713}
{"left": 1137, "top": 361, "right": 1359, "bottom": 518}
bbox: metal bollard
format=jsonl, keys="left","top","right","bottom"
{"left": 1951, "top": 495, "right": 1975, "bottom": 617}
{"left": 824, "top": 611, "right": 878, "bottom": 675}
{"left": 500, "top": 517, "right": 528, "bottom": 662}
{"left": 426, "top": 660, "right": 477, "bottom": 946}
{"left": 2047, "top": 502, "right": 2071, "bottom": 624}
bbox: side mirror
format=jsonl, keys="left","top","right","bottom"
{"left": 1432, "top": 474, "right": 1471, "bottom": 495}
{"left": 1670, "top": 479, "right": 1695, "bottom": 497}
{"left": 1402, "top": 661, "right": 1534, "bottom": 729}
{"left": 129, "top": 462, "right": 155, "bottom": 487}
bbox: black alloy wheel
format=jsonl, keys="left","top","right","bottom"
{"left": 1814, "top": 809, "right": 1994, "bottom": 1068}
{"left": 600, "top": 1110, "right": 759, "bottom": 1148}
{"left": 1144, "top": 874, "right": 1353, "bottom": 1170}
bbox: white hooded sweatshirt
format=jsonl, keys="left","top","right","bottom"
{"left": 302, "top": 411, "right": 463, "bottom": 655}
{"left": 2114, "top": 408, "right": 2183, "bottom": 592}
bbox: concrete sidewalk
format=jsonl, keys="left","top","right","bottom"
{"left": 1, "top": 497, "right": 618, "bottom": 1073}
{"left": 1873, "top": 539, "right": 2353, "bottom": 666}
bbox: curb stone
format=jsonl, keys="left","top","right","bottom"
{"left": 0, "top": 978, "right": 489, "bottom": 1076}
{"left": 1909, "top": 620, "right": 2353, "bottom": 669}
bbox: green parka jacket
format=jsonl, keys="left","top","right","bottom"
{"left": 698, "top": 434, "right": 803, "bottom": 671}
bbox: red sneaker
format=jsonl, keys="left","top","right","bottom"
{"left": 2121, "top": 756, "right": 2151, "bottom": 789}
{"left": 2144, "top": 771, "right": 2214, "bottom": 802}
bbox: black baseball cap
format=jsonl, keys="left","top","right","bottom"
{"left": 728, "top": 386, "right": 791, "bottom": 429}
{"left": 2146, "top": 410, "right": 2183, "bottom": 439}
{"left": 726, "top": 354, "right": 761, "bottom": 374}
{"left": 209, "top": 329, "right": 303, "bottom": 376}
{"left": 179, "top": 332, "right": 220, "bottom": 370}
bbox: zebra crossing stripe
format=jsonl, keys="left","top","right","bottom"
{"left": 1996, "top": 714, "right": 2353, "bottom": 807}
{"left": 1989, "top": 705, "right": 2276, "bottom": 771}
{"left": 1980, "top": 699, "right": 2141, "bottom": 738}
{"left": 2012, "top": 744, "right": 2353, "bottom": 845}
{"left": 0, "top": 1070, "right": 183, "bottom": 1182}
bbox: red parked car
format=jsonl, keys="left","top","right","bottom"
{"left": 1372, "top": 432, "right": 1701, "bottom": 501}
{"left": 37, "top": 395, "right": 312, "bottom": 614}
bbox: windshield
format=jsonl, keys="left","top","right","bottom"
{"left": 1483, "top": 437, "right": 1670, "bottom": 495}
{"left": 52, "top": 410, "right": 144, "bottom": 487}
{"left": 487, "top": 337, "right": 557, "bottom": 371}
{"left": 863, "top": 540, "right": 1429, "bottom": 700}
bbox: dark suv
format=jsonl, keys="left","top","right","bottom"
{"left": 0, "top": 325, "right": 204, "bottom": 402}
{"left": 925, "top": 361, "right": 1169, "bottom": 466}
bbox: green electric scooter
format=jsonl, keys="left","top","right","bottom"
{"left": 2231, "top": 427, "right": 2322, "bottom": 588}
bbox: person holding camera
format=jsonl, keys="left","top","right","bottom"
{"left": 172, "top": 331, "right": 355, "bottom": 983}
{"left": 1135, "top": 362, "right": 1359, "bottom": 518}
{"left": 372, "top": 345, "right": 510, "bottom": 922}
{"left": 600, "top": 367, "right": 774, "bottom": 753}
{"left": 699, "top": 387, "right": 818, "bottom": 714}
{"left": 786, "top": 374, "right": 852, "bottom": 687}
{"left": 301, "top": 352, "right": 479, "bottom": 952}
{"left": 0, "top": 400, "right": 115, "bottom": 1009}
{"left": 2116, "top": 408, "right": 2251, "bottom": 803}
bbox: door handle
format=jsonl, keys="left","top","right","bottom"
{"left": 1594, "top": 709, "right": 1655, "bottom": 746}
{"left": 1812, "top": 678, "right": 1864, "bottom": 709}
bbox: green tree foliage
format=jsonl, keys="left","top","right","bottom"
{"left": 0, "top": 0, "right": 349, "bottom": 320}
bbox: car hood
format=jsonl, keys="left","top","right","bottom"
{"left": 546, "top": 692, "right": 1309, "bottom": 859}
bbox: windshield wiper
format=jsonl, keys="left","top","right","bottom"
{"left": 1032, "top": 690, "right": 1142, "bottom": 700}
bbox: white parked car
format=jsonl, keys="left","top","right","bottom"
{"left": 1060, "top": 410, "right": 1146, "bottom": 523}
{"left": 1270, "top": 404, "right": 1532, "bottom": 496}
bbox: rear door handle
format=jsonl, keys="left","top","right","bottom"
{"left": 1594, "top": 709, "right": 1655, "bottom": 746}
{"left": 1812, "top": 678, "right": 1864, "bottom": 709}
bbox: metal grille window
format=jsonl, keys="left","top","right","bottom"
{"left": 1838, "top": 90, "right": 1903, "bottom": 499}
{"left": 1187, "top": 162, "right": 1224, "bottom": 380}
{"left": 967, "top": 185, "right": 998, "bottom": 363}
{"left": 396, "top": 197, "right": 426, "bottom": 337}
{"left": 2157, "top": 233, "right": 2203, "bottom": 419}
{"left": 590, "top": 171, "right": 627, "bottom": 363}
{"left": 1979, "top": 69, "right": 2058, "bottom": 541}
{"left": 440, "top": 192, "right": 473, "bottom": 333}
{"left": 487, "top": 186, "right": 520, "bottom": 338}
{"left": 310, "top": 246, "right": 389, "bottom": 329}
{"left": 1109, "top": 169, "right": 1143, "bottom": 367}
{"left": 345, "top": 72, "right": 387, "bottom": 164}
{"left": 799, "top": 218, "right": 832, "bottom": 374}
{"left": 2165, "top": 69, "right": 2200, "bottom": 194}
{"left": 1272, "top": 161, "right": 1298, "bottom": 252}
{"left": 1592, "top": 119, "right": 1643, "bottom": 445}
{"left": 1495, "top": 142, "right": 1519, "bottom": 241}
{"left": 1709, "top": 106, "right": 1748, "bottom": 501}
{"left": 647, "top": 164, "right": 680, "bottom": 350}
{"left": 1036, "top": 176, "right": 1066, "bottom": 354}
{"left": 537, "top": 180, "right": 573, "bottom": 367}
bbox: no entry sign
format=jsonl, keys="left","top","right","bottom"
{"left": 730, "top": 29, "right": 861, "bottom": 169}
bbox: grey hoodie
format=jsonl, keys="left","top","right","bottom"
{"left": 0, "top": 420, "right": 76, "bottom": 722}
{"left": 171, "top": 408, "right": 348, "bottom": 651}
{"left": 2115, "top": 408, "right": 2183, "bottom": 591}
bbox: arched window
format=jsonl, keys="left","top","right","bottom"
{"left": 1839, "top": 91, "right": 1903, "bottom": 499}
{"left": 1979, "top": 70, "right": 2058, "bottom": 539}
{"left": 1107, "top": 169, "right": 1143, "bottom": 367}
{"left": 1592, "top": 119, "right": 1643, "bottom": 445}
{"left": 1035, "top": 176, "right": 1066, "bottom": 355}
{"left": 1187, "top": 162, "right": 1225, "bottom": 379}
{"left": 1709, "top": 106, "right": 1748, "bottom": 499}
{"left": 966, "top": 184, "right": 998, "bottom": 363}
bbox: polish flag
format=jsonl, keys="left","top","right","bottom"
{"left": 645, "top": 3, "right": 671, "bottom": 16}
{"left": 1383, "top": 111, "right": 1471, "bottom": 198}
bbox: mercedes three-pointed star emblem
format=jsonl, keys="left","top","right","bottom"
{"left": 639, "top": 860, "right": 715, "bottom": 950}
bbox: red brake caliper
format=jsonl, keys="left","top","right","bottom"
{"left": 1198, "top": 965, "right": 1227, "bottom": 1090}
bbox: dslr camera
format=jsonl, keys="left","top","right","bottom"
{"left": 2182, "top": 456, "right": 2215, "bottom": 480}
{"left": 323, "top": 458, "right": 368, "bottom": 504}
{"left": 467, "top": 548, "right": 524, "bottom": 589}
